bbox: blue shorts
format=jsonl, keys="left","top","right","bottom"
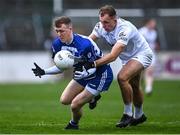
{"left": 75, "top": 65, "right": 113, "bottom": 96}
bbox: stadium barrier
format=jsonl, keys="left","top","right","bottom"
{"left": 0, "top": 51, "right": 180, "bottom": 83}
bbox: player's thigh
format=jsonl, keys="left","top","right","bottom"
{"left": 118, "top": 59, "right": 144, "bottom": 81}
{"left": 129, "top": 72, "right": 142, "bottom": 90}
{"left": 71, "top": 89, "right": 94, "bottom": 108}
{"left": 60, "top": 79, "right": 84, "bottom": 104}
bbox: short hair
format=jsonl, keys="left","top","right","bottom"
{"left": 99, "top": 5, "right": 116, "bottom": 17}
{"left": 144, "top": 18, "right": 156, "bottom": 25}
{"left": 53, "top": 16, "right": 72, "bottom": 28}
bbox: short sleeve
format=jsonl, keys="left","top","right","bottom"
{"left": 116, "top": 28, "right": 132, "bottom": 45}
{"left": 51, "top": 41, "right": 56, "bottom": 58}
{"left": 51, "top": 38, "right": 62, "bottom": 58}
{"left": 138, "top": 27, "right": 146, "bottom": 37}
{"left": 91, "top": 22, "right": 102, "bottom": 38}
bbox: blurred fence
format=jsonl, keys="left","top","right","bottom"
{"left": 0, "top": 0, "right": 53, "bottom": 50}
{"left": 0, "top": 51, "right": 180, "bottom": 83}
{"left": 0, "top": 0, "right": 180, "bottom": 51}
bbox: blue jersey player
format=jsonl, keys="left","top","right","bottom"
{"left": 32, "top": 16, "right": 113, "bottom": 130}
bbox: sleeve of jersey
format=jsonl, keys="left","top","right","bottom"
{"left": 51, "top": 46, "right": 55, "bottom": 59}
{"left": 80, "top": 44, "right": 96, "bottom": 64}
{"left": 138, "top": 28, "right": 146, "bottom": 37}
{"left": 51, "top": 41, "right": 56, "bottom": 59}
{"left": 44, "top": 66, "right": 63, "bottom": 75}
{"left": 116, "top": 28, "right": 132, "bottom": 45}
{"left": 91, "top": 22, "right": 102, "bottom": 38}
{"left": 51, "top": 39, "right": 61, "bottom": 59}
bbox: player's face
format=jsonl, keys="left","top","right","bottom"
{"left": 148, "top": 20, "right": 156, "bottom": 30}
{"left": 99, "top": 14, "right": 116, "bottom": 32}
{"left": 55, "top": 24, "right": 72, "bottom": 43}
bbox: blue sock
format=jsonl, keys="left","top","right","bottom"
{"left": 70, "top": 120, "right": 78, "bottom": 126}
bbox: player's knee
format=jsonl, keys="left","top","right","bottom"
{"left": 117, "top": 73, "right": 128, "bottom": 83}
{"left": 71, "top": 100, "right": 81, "bottom": 112}
{"left": 60, "top": 96, "right": 71, "bottom": 105}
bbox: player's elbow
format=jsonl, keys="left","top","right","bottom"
{"left": 110, "top": 53, "right": 118, "bottom": 62}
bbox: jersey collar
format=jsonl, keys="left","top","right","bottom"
{"left": 65, "top": 33, "right": 74, "bottom": 45}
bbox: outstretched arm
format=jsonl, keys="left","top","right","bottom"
{"left": 89, "top": 33, "right": 98, "bottom": 41}
{"left": 32, "top": 62, "right": 62, "bottom": 78}
{"left": 95, "top": 42, "right": 125, "bottom": 67}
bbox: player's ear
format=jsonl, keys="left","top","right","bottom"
{"left": 113, "top": 16, "right": 117, "bottom": 22}
{"left": 69, "top": 26, "right": 72, "bottom": 31}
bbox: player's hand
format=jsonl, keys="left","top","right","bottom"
{"left": 74, "top": 66, "right": 96, "bottom": 80}
{"left": 84, "top": 61, "right": 96, "bottom": 69}
{"left": 32, "top": 62, "right": 45, "bottom": 78}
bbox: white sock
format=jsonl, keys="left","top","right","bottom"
{"left": 145, "top": 86, "right": 152, "bottom": 93}
{"left": 134, "top": 105, "right": 143, "bottom": 119}
{"left": 124, "top": 103, "right": 133, "bottom": 116}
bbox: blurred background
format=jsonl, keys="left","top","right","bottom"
{"left": 0, "top": 0, "right": 180, "bottom": 83}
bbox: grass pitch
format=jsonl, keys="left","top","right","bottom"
{"left": 0, "top": 80, "right": 180, "bottom": 134}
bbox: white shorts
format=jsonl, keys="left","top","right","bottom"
{"left": 122, "top": 50, "right": 153, "bottom": 68}
{"left": 150, "top": 52, "right": 156, "bottom": 66}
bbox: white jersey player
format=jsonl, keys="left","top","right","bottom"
{"left": 92, "top": 18, "right": 153, "bottom": 66}
{"left": 139, "top": 19, "right": 158, "bottom": 94}
{"left": 78, "top": 5, "right": 153, "bottom": 128}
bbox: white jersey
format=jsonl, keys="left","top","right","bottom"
{"left": 139, "top": 26, "right": 157, "bottom": 51}
{"left": 92, "top": 18, "right": 152, "bottom": 61}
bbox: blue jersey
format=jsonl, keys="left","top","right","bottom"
{"left": 52, "top": 33, "right": 102, "bottom": 61}
{"left": 51, "top": 33, "right": 111, "bottom": 80}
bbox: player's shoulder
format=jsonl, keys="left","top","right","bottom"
{"left": 74, "top": 34, "right": 92, "bottom": 47}
{"left": 117, "top": 18, "right": 130, "bottom": 30}
{"left": 94, "top": 22, "right": 102, "bottom": 29}
{"left": 93, "top": 22, "right": 104, "bottom": 34}
{"left": 52, "top": 37, "right": 61, "bottom": 46}
{"left": 118, "top": 18, "right": 137, "bottom": 30}
{"left": 51, "top": 37, "right": 63, "bottom": 51}
{"left": 116, "top": 20, "right": 133, "bottom": 36}
{"left": 117, "top": 18, "right": 129, "bottom": 26}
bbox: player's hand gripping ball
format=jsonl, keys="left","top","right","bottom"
{"left": 54, "top": 50, "right": 74, "bottom": 70}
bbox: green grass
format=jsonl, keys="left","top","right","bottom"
{"left": 0, "top": 80, "right": 180, "bottom": 134}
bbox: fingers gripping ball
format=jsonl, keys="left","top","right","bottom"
{"left": 54, "top": 50, "right": 74, "bottom": 70}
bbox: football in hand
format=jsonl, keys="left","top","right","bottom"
{"left": 54, "top": 50, "right": 74, "bottom": 70}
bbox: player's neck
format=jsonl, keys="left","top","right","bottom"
{"left": 66, "top": 33, "right": 73, "bottom": 45}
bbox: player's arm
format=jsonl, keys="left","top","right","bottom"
{"left": 82, "top": 42, "right": 125, "bottom": 69}
{"left": 32, "top": 62, "right": 62, "bottom": 78}
{"left": 95, "top": 42, "right": 125, "bottom": 67}
{"left": 90, "top": 27, "right": 131, "bottom": 67}
{"left": 89, "top": 33, "right": 98, "bottom": 41}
